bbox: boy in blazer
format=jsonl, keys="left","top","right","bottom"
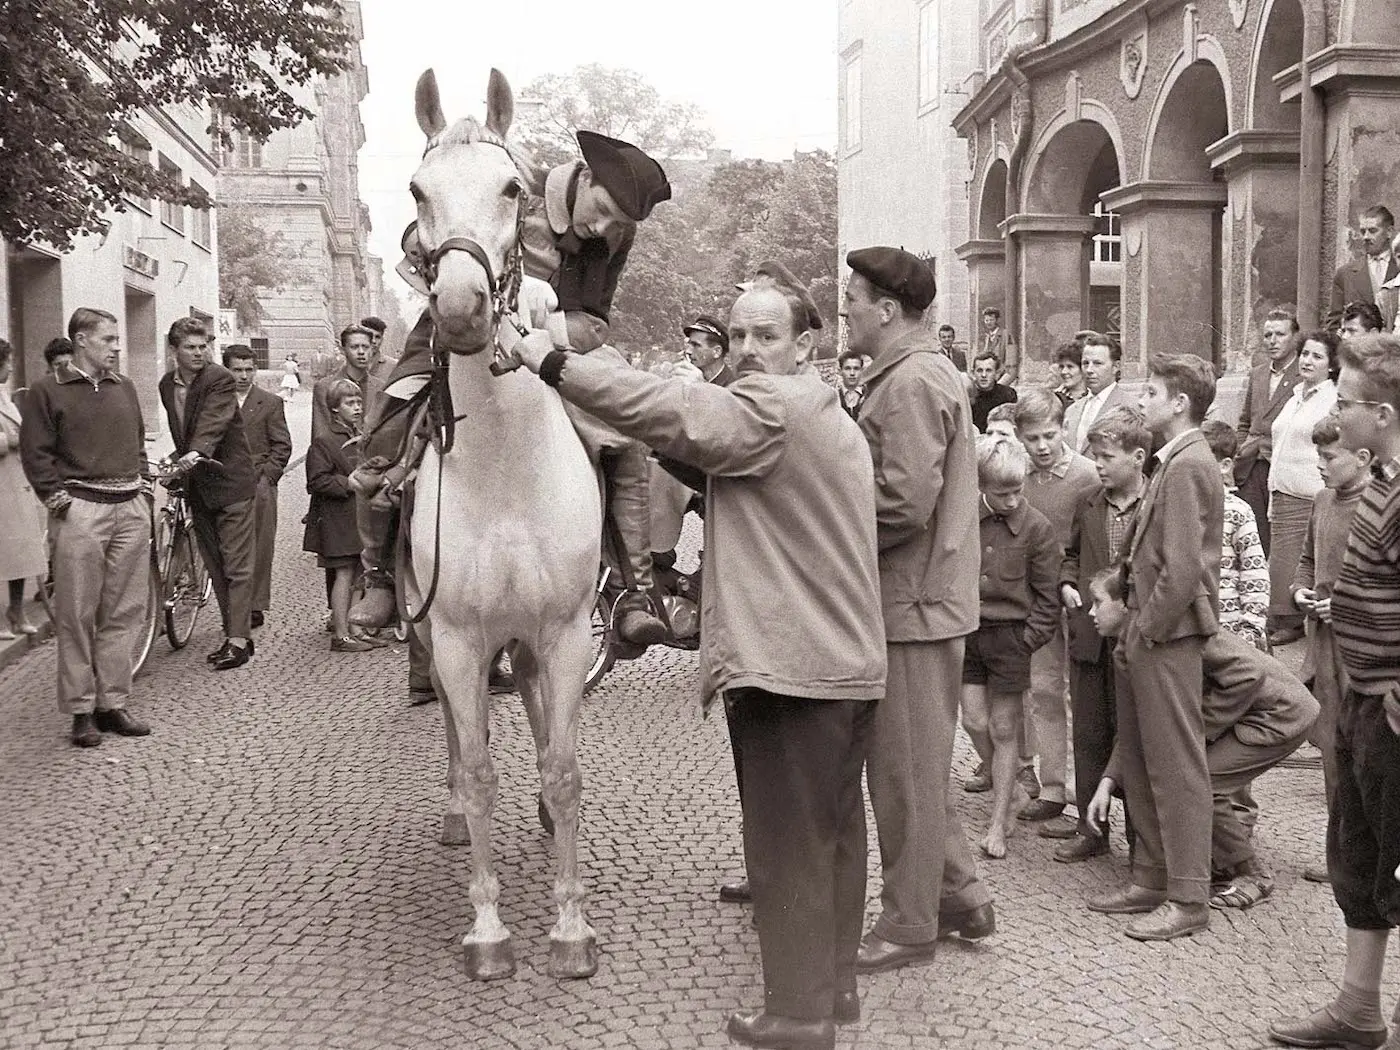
{"left": 1085, "top": 353, "right": 1223, "bottom": 942}
{"left": 158, "top": 319, "right": 258, "bottom": 670}
{"left": 224, "top": 346, "right": 293, "bottom": 628}
{"left": 1054, "top": 406, "right": 1149, "bottom": 861}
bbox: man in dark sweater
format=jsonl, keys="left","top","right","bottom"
{"left": 970, "top": 349, "right": 1017, "bottom": 432}
{"left": 19, "top": 307, "right": 153, "bottom": 747}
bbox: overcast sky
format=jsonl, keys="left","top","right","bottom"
{"left": 357, "top": 0, "right": 838, "bottom": 278}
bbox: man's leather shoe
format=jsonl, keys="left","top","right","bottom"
{"left": 1038, "top": 816, "right": 1081, "bottom": 839}
{"left": 94, "top": 709, "right": 150, "bottom": 736}
{"left": 1302, "top": 863, "right": 1332, "bottom": 884}
{"left": 207, "top": 641, "right": 230, "bottom": 663}
{"left": 211, "top": 643, "right": 251, "bottom": 671}
{"left": 250, "top": 610, "right": 264, "bottom": 629}
{"left": 349, "top": 586, "right": 397, "bottom": 630}
{"left": 1016, "top": 765, "right": 1041, "bottom": 799}
{"left": 488, "top": 651, "right": 515, "bottom": 694}
{"left": 1018, "top": 798, "right": 1066, "bottom": 822}
{"left": 71, "top": 714, "right": 101, "bottom": 748}
{"left": 832, "top": 991, "right": 859, "bottom": 1025}
{"left": 1054, "top": 834, "right": 1109, "bottom": 863}
{"left": 1124, "top": 901, "right": 1209, "bottom": 941}
{"left": 726, "top": 1010, "right": 835, "bottom": 1050}
{"left": 409, "top": 687, "right": 438, "bottom": 707}
{"left": 938, "top": 901, "right": 995, "bottom": 940}
{"left": 1268, "top": 1006, "right": 1387, "bottom": 1049}
{"left": 617, "top": 595, "right": 668, "bottom": 646}
{"left": 719, "top": 879, "right": 752, "bottom": 903}
{"left": 1268, "top": 625, "right": 1306, "bottom": 647}
{"left": 856, "top": 933, "right": 937, "bottom": 974}
{"left": 1086, "top": 884, "right": 1166, "bottom": 914}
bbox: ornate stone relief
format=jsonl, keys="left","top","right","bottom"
{"left": 968, "top": 125, "right": 979, "bottom": 174}
{"left": 1010, "top": 91, "right": 1028, "bottom": 142}
{"left": 1065, "top": 70, "right": 1083, "bottom": 121}
{"left": 1125, "top": 226, "right": 1143, "bottom": 258}
{"left": 1121, "top": 27, "right": 1147, "bottom": 99}
{"left": 1229, "top": 0, "right": 1248, "bottom": 30}
{"left": 1183, "top": 4, "right": 1199, "bottom": 62}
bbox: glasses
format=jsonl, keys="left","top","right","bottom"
{"left": 1336, "top": 394, "right": 1393, "bottom": 411}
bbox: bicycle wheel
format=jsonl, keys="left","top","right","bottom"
{"left": 583, "top": 568, "right": 617, "bottom": 695}
{"left": 131, "top": 555, "right": 159, "bottom": 677}
{"left": 161, "top": 517, "right": 205, "bottom": 649}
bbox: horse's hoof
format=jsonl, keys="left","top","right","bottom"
{"left": 463, "top": 937, "right": 515, "bottom": 980}
{"left": 549, "top": 936, "right": 598, "bottom": 979}
{"left": 537, "top": 794, "right": 555, "bottom": 836}
{"left": 441, "top": 812, "right": 470, "bottom": 846}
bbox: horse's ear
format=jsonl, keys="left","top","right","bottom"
{"left": 415, "top": 69, "right": 447, "bottom": 140}
{"left": 485, "top": 68, "right": 514, "bottom": 139}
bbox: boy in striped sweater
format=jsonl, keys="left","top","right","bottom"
{"left": 1271, "top": 333, "right": 1400, "bottom": 1050}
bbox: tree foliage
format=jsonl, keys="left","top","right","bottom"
{"left": 513, "top": 64, "right": 715, "bottom": 169}
{"left": 0, "top": 0, "right": 353, "bottom": 249}
{"left": 216, "top": 203, "right": 311, "bottom": 331}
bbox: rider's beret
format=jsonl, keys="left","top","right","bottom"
{"left": 846, "top": 246, "right": 937, "bottom": 312}
{"left": 577, "top": 130, "right": 672, "bottom": 222}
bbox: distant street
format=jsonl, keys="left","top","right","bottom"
{"left": 0, "top": 447, "right": 1387, "bottom": 1050}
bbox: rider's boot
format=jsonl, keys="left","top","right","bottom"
{"left": 608, "top": 447, "right": 667, "bottom": 646}
{"left": 348, "top": 490, "right": 400, "bottom": 629}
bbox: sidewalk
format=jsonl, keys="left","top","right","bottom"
{"left": 0, "top": 387, "right": 313, "bottom": 675}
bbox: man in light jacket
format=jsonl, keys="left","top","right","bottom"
{"left": 510, "top": 265, "right": 885, "bottom": 1050}
{"left": 840, "top": 246, "right": 994, "bottom": 973}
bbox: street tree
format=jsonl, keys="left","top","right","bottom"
{"left": 217, "top": 204, "right": 311, "bottom": 331}
{"left": 0, "top": 0, "right": 352, "bottom": 250}
{"left": 513, "top": 64, "right": 714, "bottom": 169}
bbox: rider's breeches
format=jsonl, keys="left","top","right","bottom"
{"left": 358, "top": 398, "right": 412, "bottom": 585}
{"left": 603, "top": 445, "right": 654, "bottom": 592}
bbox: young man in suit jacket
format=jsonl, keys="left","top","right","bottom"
{"left": 224, "top": 345, "right": 293, "bottom": 629}
{"left": 1054, "top": 405, "right": 1149, "bottom": 861}
{"left": 158, "top": 319, "right": 259, "bottom": 670}
{"left": 1234, "top": 309, "right": 1300, "bottom": 555}
{"left": 1064, "top": 334, "right": 1134, "bottom": 453}
{"left": 1086, "top": 353, "right": 1223, "bottom": 942}
{"left": 1328, "top": 205, "right": 1398, "bottom": 329}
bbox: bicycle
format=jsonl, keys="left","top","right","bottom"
{"left": 150, "top": 457, "right": 214, "bottom": 651}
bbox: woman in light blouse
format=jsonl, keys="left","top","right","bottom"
{"left": 1266, "top": 330, "right": 1340, "bottom": 646}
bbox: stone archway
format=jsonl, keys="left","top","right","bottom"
{"left": 1147, "top": 59, "right": 1231, "bottom": 180}
{"left": 958, "top": 157, "right": 1011, "bottom": 340}
{"left": 1248, "top": 0, "right": 1304, "bottom": 131}
{"left": 978, "top": 159, "right": 1008, "bottom": 240}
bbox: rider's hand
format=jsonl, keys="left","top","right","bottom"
{"left": 514, "top": 330, "right": 556, "bottom": 374}
{"left": 517, "top": 275, "right": 557, "bottom": 330}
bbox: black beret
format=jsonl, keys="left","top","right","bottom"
{"left": 846, "top": 246, "right": 936, "bottom": 311}
{"left": 577, "top": 130, "right": 672, "bottom": 222}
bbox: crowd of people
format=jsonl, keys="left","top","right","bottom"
{"left": 8, "top": 103, "right": 1400, "bottom": 1046}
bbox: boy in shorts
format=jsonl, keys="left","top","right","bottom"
{"left": 960, "top": 434, "right": 1061, "bottom": 859}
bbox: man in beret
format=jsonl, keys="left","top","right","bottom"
{"left": 350, "top": 129, "right": 673, "bottom": 654}
{"left": 839, "top": 246, "right": 995, "bottom": 974}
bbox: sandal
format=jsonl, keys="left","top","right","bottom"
{"left": 1209, "top": 875, "right": 1274, "bottom": 910}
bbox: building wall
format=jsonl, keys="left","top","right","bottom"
{"left": 838, "top": 0, "right": 981, "bottom": 348}
{"left": 216, "top": 1, "right": 380, "bottom": 366}
{"left": 1, "top": 102, "right": 220, "bottom": 436}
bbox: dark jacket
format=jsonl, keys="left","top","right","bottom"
{"left": 302, "top": 420, "right": 362, "bottom": 559}
{"left": 977, "top": 499, "right": 1062, "bottom": 652}
{"left": 158, "top": 363, "right": 257, "bottom": 511}
{"left": 1234, "top": 357, "right": 1299, "bottom": 483}
{"left": 1063, "top": 487, "right": 1118, "bottom": 663}
{"left": 1329, "top": 254, "right": 1399, "bottom": 327}
{"left": 239, "top": 385, "right": 293, "bottom": 485}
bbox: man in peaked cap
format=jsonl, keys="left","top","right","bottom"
{"left": 350, "top": 128, "right": 673, "bottom": 656}
{"left": 839, "top": 246, "right": 997, "bottom": 974}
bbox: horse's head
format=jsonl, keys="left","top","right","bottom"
{"left": 410, "top": 68, "right": 531, "bottom": 354}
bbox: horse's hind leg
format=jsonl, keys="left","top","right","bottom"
{"left": 534, "top": 612, "right": 598, "bottom": 979}
{"left": 437, "top": 637, "right": 514, "bottom": 979}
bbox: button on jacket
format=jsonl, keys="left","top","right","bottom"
{"left": 976, "top": 499, "right": 1062, "bottom": 652}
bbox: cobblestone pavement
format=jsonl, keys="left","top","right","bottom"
{"left": 0, "top": 466, "right": 1388, "bottom": 1050}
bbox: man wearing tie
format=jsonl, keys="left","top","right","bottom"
{"left": 1064, "top": 333, "right": 1133, "bottom": 453}
{"left": 1233, "top": 309, "right": 1300, "bottom": 555}
{"left": 1328, "top": 205, "right": 1398, "bottom": 329}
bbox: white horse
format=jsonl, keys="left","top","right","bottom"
{"left": 406, "top": 67, "right": 603, "bottom": 981}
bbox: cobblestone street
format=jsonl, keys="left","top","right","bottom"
{"left": 0, "top": 466, "right": 1390, "bottom": 1050}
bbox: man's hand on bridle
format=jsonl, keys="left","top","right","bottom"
{"left": 504, "top": 329, "right": 556, "bottom": 374}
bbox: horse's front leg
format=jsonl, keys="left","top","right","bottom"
{"left": 534, "top": 609, "right": 598, "bottom": 979}
{"left": 436, "top": 631, "right": 513, "bottom": 980}
{"left": 510, "top": 642, "right": 556, "bottom": 836}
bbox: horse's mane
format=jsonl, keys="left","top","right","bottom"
{"left": 429, "top": 117, "right": 546, "bottom": 195}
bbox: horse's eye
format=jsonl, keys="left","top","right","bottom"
{"left": 504, "top": 180, "right": 522, "bottom": 200}
{"left": 409, "top": 182, "right": 424, "bottom": 204}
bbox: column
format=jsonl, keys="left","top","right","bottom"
{"left": 954, "top": 238, "right": 1006, "bottom": 344}
{"left": 1001, "top": 214, "right": 1097, "bottom": 382}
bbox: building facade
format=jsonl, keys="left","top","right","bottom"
{"left": 946, "top": 0, "right": 1400, "bottom": 381}
{"left": 838, "top": 0, "right": 982, "bottom": 347}
{"left": 1, "top": 104, "right": 220, "bottom": 434}
{"left": 216, "top": 1, "right": 380, "bottom": 367}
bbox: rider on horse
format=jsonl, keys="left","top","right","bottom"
{"left": 348, "top": 130, "right": 673, "bottom": 648}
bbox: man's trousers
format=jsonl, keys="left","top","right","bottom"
{"left": 191, "top": 498, "right": 257, "bottom": 640}
{"left": 51, "top": 496, "right": 149, "bottom": 715}
{"left": 1070, "top": 652, "right": 1118, "bottom": 836}
{"left": 728, "top": 688, "right": 873, "bottom": 1021}
{"left": 250, "top": 479, "right": 278, "bottom": 613}
{"left": 1028, "top": 619, "right": 1069, "bottom": 804}
{"left": 866, "top": 638, "right": 991, "bottom": 944}
{"left": 1114, "top": 623, "right": 1212, "bottom": 904}
{"left": 1209, "top": 727, "right": 1308, "bottom": 873}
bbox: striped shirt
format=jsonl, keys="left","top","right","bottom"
{"left": 1332, "top": 458, "right": 1400, "bottom": 691}
{"left": 1219, "top": 491, "right": 1269, "bottom": 646}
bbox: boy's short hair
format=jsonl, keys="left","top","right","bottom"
{"left": 982, "top": 306, "right": 1002, "bottom": 320}
{"left": 43, "top": 337, "right": 74, "bottom": 365}
{"left": 222, "top": 344, "right": 256, "bottom": 368}
{"left": 1265, "top": 306, "right": 1300, "bottom": 334}
{"left": 1086, "top": 405, "right": 1151, "bottom": 457}
{"left": 166, "top": 316, "right": 207, "bottom": 348}
{"left": 1312, "top": 418, "right": 1343, "bottom": 448}
{"left": 837, "top": 348, "right": 863, "bottom": 366}
{"left": 1339, "top": 333, "right": 1400, "bottom": 410}
{"left": 1200, "top": 418, "right": 1240, "bottom": 461}
{"left": 972, "top": 348, "right": 1001, "bottom": 369}
{"left": 938, "top": 324, "right": 955, "bottom": 336}
{"left": 986, "top": 402, "right": 1018, "bottom": 427}
{"left": 976, "top": 433, "right": 1030, "bottom": 487}
{"left": 359, "top": 316, "right": 387, "bottom": 335}
{"left": 339, "top": 324, "right": 374, "bottom": 348}
{"left": 324, "top": 378, "right": 362, "bottom": 413}
{"left": 1012, "top": 386, "right": 1065, "bottom": 429}
{"left": 1147, "top": 352, "right": 1216, "bottom": 423}
{"left": 1089, "top": 565, "right": 1125, "bottom": 602}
